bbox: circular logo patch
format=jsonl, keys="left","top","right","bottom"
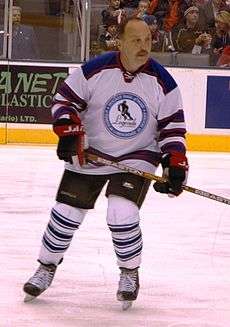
{"left": 104, "top": 92, "right": 148, "bottom": 138}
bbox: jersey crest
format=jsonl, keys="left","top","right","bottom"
{"left": 103, "top": 92, "right": 148, "bottom": 138}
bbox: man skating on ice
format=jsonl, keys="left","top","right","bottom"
{"left": 23, "top": 17, "right": 188, "bottom": 310}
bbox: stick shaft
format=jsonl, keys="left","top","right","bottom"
{"left": 86, "top": 153, "right": 230, "bottom": 206}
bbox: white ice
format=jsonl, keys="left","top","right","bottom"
{"left": 0, "top": 145, "right": 230, "bottom": 327}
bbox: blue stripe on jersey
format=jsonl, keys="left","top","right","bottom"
{"left": 157, "top": 110, "right": 185, "bottom": 130}
{"left": 81, "top": 51, "right": 119, "bottom": 80}
{"left": 58, "top": 82, "right": 87, "bottom": 111}
{"left": 143, "top": 58, "right": 177, "bottom": 95}
{"left": 158, "top": 128, "right": 186, "bottom": 142}
{"left": 53, "top": 106, "right": 78, "bottom": 120}
{"left": 161, "top": 141, "right": 186, "bottom": 154}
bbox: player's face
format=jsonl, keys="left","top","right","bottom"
{"left": 119, "top": 20, "right": 152, "bottom": 71}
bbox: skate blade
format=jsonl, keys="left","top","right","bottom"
{"left": 122, "top": 301, "right": 133, "bottom": 311}
{"left": 24, "top": 293, "right": 37, "bottom": 302}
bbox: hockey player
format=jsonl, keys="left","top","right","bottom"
{"left": 23, "top": 17, "right": 188, "bottom": 310}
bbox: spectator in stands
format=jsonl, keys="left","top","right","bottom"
{"left": 192, "top": 31, "right": 213, "bottom": 52}
{"left": 11, "top": 6, "right": 39, "bottom": 59}
{"left": 212, "top": 10, "right": 230, "bottom": 62}
{"left": 132, "top": 0, "right": 150, "bottom": 18}
{"left": 198, "top": 0, "right": 229, "bottom": 31}
{"left": 192, "top": 0, "right": 209, "bottom": 7}
{"left": 100, "top": 20, "right": 120, "bottom": 51}
{"left": 143, "top": 14, "right": 165, "bottom": 51}
{"left": 90, "top": 40, "right": 105, "bottom": 57}
{"left": 102, "top": 0, "right": 126, "bottom": 26}
{"left": 163, "top": 0, "right": 189, "bottom": 32}
{"left": 147, "top": 0, "right": 169, "bottom": 28}
{"left": 120, "top": 0, "right": 140, "bottom": 9}
{"left": 172, "top": 6, "right": 212, "bottom": 52}
{"left": 217, "top": 44, "right": 230, "bottom": 65}
{"left": 191, "top": 0, "right": 211, "bottom": 4}
{"left": 148, "top": 0, "right": 188, "bottom": 31}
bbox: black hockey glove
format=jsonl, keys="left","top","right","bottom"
{"left": 153, "top": 151, "right": 189, "bottom": 196}
{"left": 53, "top": 114, "right": 86, "bottom": 165}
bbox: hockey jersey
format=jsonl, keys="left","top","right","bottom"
{"left": 52, "top": 51, "right": 186, "bottom": 175}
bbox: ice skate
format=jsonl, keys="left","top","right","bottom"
{"left": 23, "top": 263, "right": 57, "bottom": 302}
{"left": 116, "top": 267, "right": 139, "bottom": 310}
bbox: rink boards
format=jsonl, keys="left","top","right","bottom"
{"left": 0, "top": 62, "right": 229, "bottom": 152}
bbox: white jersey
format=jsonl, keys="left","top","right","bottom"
{"left": 52, "top": 51, "right": 186, "bottom": 175}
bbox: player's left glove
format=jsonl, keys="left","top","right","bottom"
{"left": 153, "top": 151, "right": 189, "bottom": 196}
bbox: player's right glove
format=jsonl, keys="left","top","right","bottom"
{"left": 153, "top": 151, "right": 189, "bottom": 196}
{"left": 53, "top": 114, "right": 86, "bottom": 165}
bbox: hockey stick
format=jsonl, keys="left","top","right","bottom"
{"left": 86, "top": 153, "right": 230, "bottom": 206}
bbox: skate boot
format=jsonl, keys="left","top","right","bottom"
{"left": 117, "top": 267, "right": 139, "bottom": 310}
{"left": 23, "top": 263, "right": 57, "bottom": 302}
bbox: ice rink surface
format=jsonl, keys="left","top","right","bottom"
{"left": 1, "top": 145, "right": 230, "bottom": 327}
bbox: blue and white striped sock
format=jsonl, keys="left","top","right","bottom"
{"left": 39, "top": 202, "right": 87, "bottom": 265}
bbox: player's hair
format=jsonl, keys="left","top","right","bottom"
{"left": 118, "top": 17, "right": 146, "bottom": 38}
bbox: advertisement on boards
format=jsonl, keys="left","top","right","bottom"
{"left": 205, "top": 75, "right": 230, "bottom": 129}
{"left": 0, "top": 65, "right": 68, "bottom": 124}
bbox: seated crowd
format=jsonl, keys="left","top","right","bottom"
{"left": 91, "top": 0, "right": 230, "bottom": 67}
